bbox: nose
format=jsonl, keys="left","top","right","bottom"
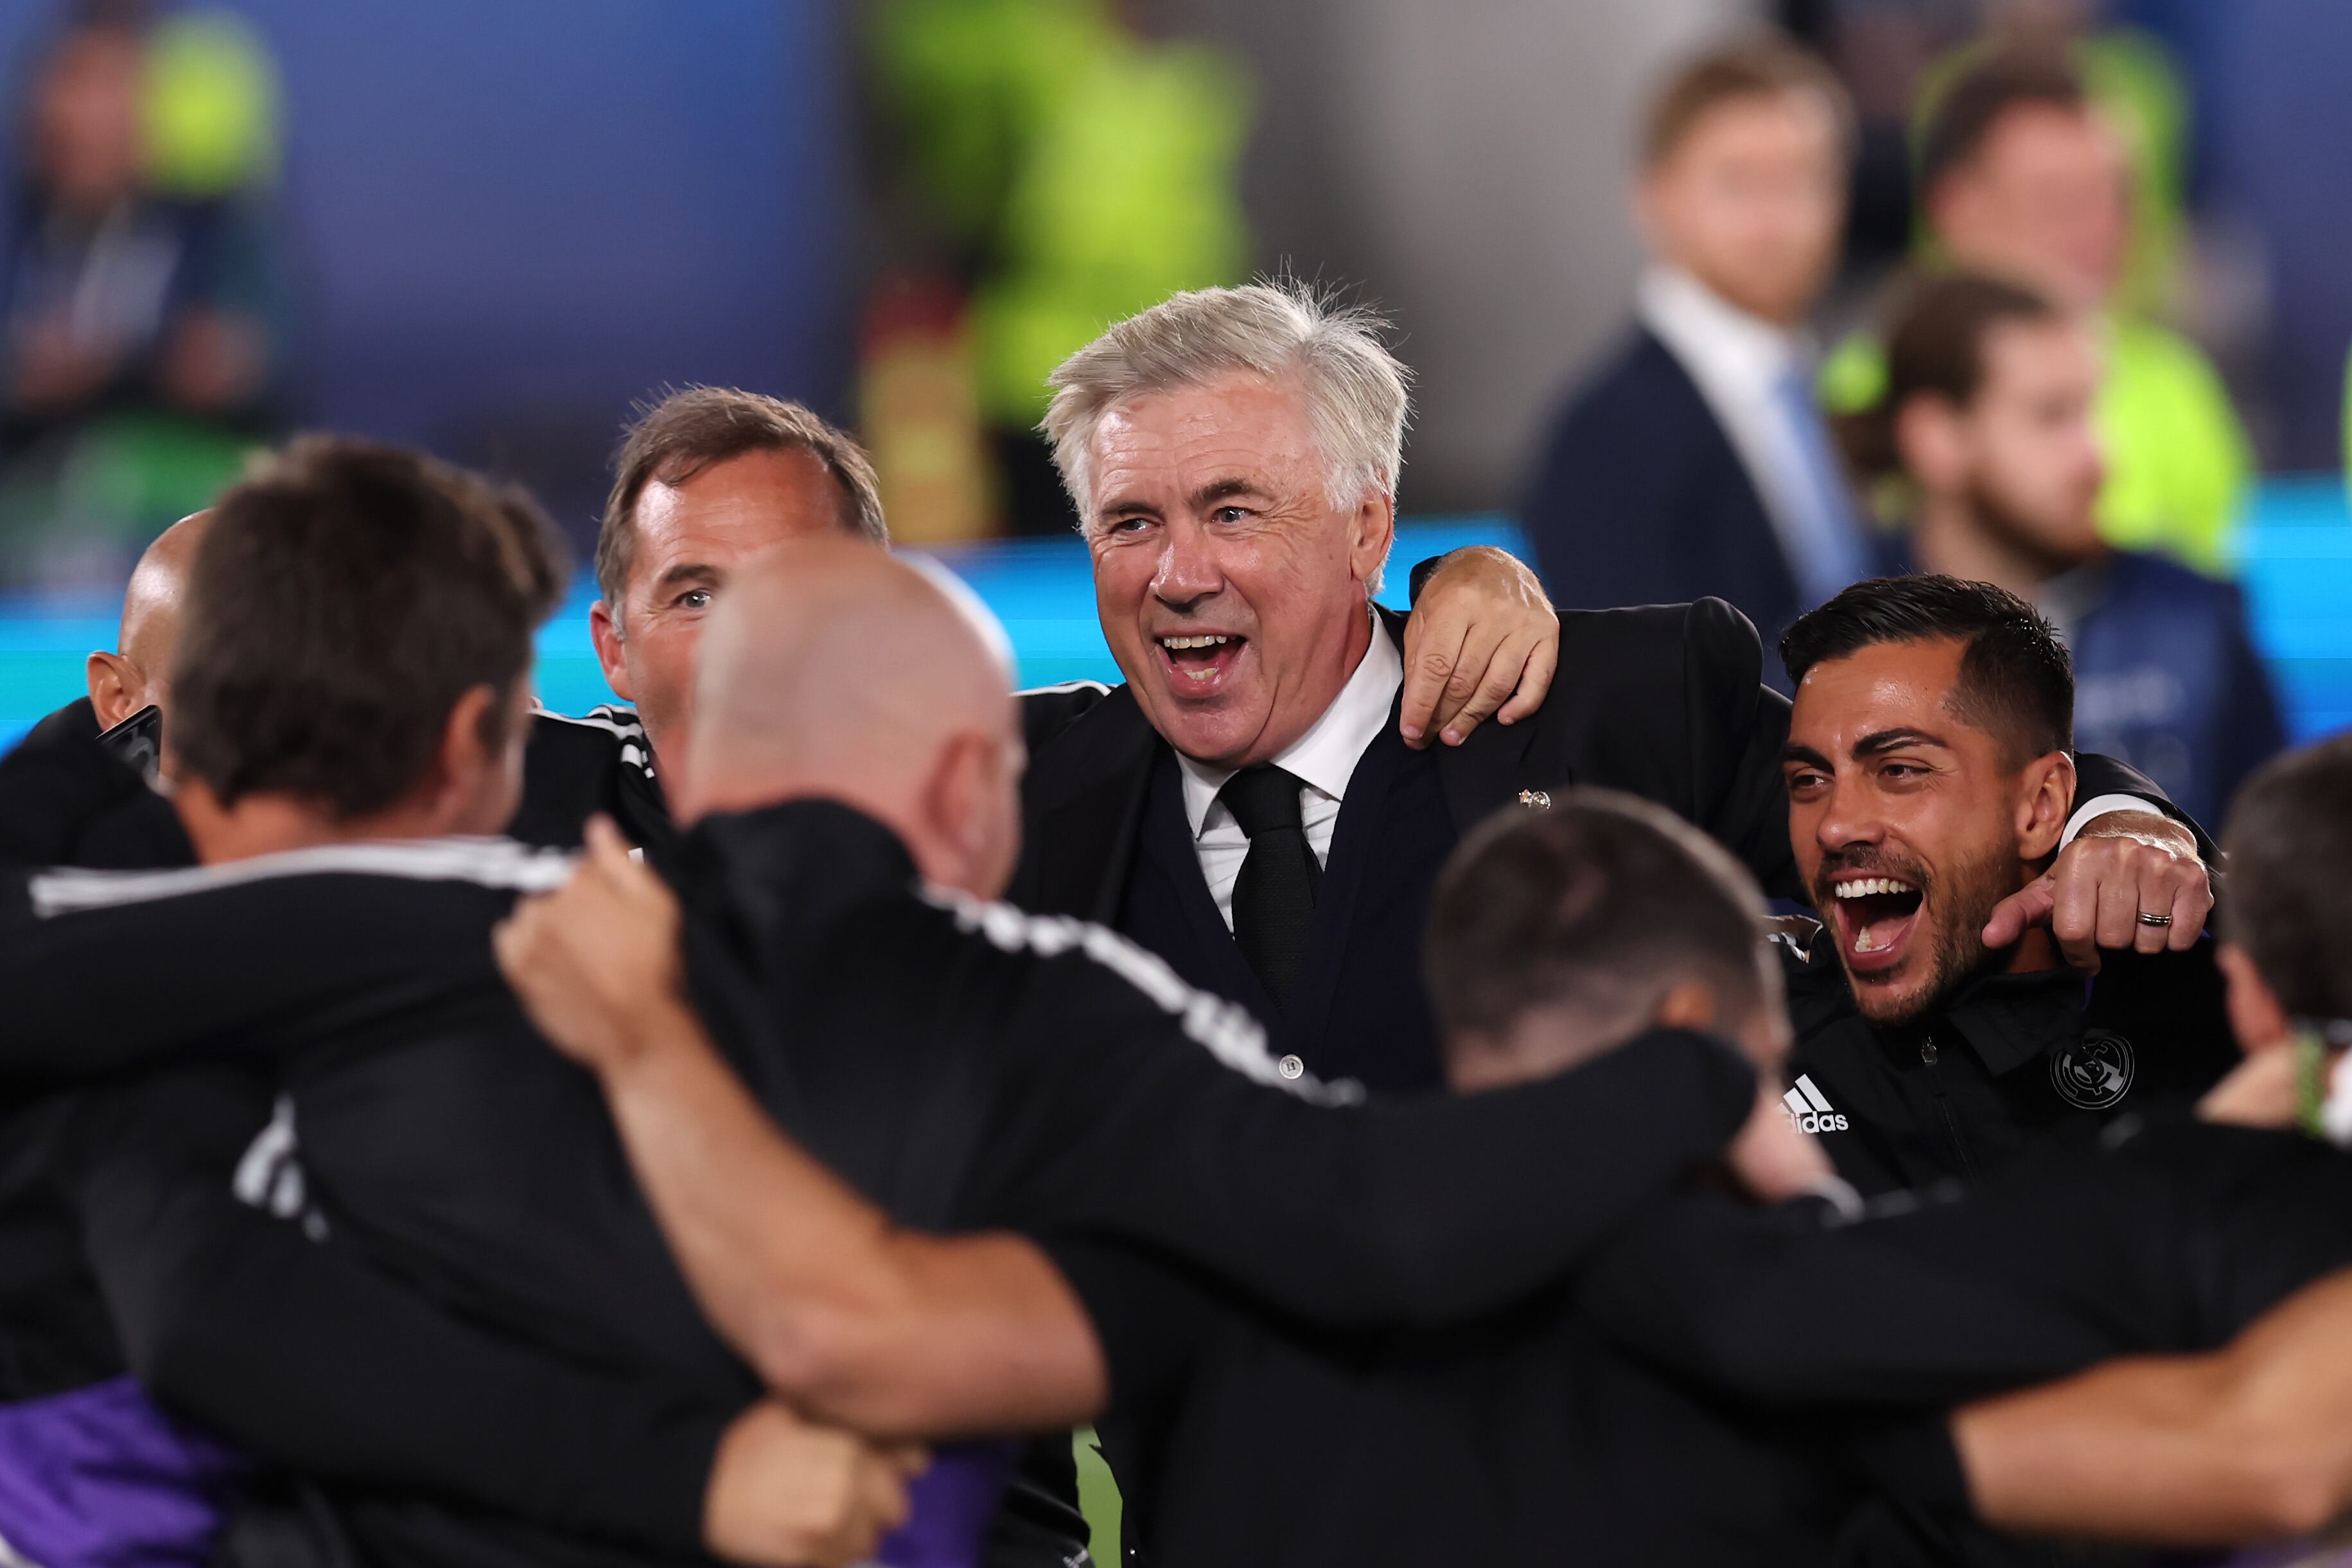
{"left": 1812, "top": 776, "right": 1884, "bottom": 856}
{"left": 1150, "top": 517, "right": 1224, "bottom": 613}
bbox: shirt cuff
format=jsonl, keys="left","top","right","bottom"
{"left": 2060, "top": 792, "right": 2155, "bottom": 848}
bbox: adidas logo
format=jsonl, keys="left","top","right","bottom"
{"left": 1780, "top": 1074, "right": 1850, "bottom": 1134}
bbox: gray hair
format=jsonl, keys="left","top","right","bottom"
{"left": 1041, "top": 281, "right": 1414, "bottom": 534}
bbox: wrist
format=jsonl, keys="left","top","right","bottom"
{"left": 599, "top": 989, "right": 702, "bottom": 1078}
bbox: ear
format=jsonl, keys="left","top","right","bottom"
{"left": 2218, "top": 943, "right": 2294, "bottom": 1056}
{"left": 588, "top": 600, "right": 634, "bottom": 703}
{"left": 1349, "top": 491, "right": 1397, "bottom": 591}
{"left": 917, "top": 729, "right": 997, "bottom": 888}
{"left": 1895, "top": 395, "right": 1969, "bottom": 494}
{"left": 2014, "top": 749, "right": 2074, "bottom": 860}
{"left": 86, "top": 651, "right": 145, "bottom": 730}
{"left": 421, "top": 684, "right": 502, "bottom": 828}
{"left": 1652, "top": 981, "right": 1720, "bottom": 1034}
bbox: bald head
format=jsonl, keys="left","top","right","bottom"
{"left": 678, "top": 536, "right": 1025, "bottom": 896}
{"left": 87, "top": 510, "right": 214, "bottom": 735}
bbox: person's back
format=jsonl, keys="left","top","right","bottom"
{"left": 0, "top": 437, "right": 833, "bottom": 1568}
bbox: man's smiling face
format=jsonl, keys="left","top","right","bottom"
{"left": 1784, "top": 637, "right": 2043, "bottom": 1024}
{"left": 1082, "top": 370, "right": 1391, "bottom": 769}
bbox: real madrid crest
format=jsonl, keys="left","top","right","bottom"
{"left": 2050, "top": 1028, "right": 2136, "bottom": 1111}
{"left": 1518, "top": 790, "right": 1551, "bottom": 810}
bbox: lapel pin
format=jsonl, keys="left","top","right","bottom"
{"left": 1518, "top": 790, "right": 1551, "bottom": 810}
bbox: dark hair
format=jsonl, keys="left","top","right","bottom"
{"left": 1780, "top": 574, "right": 2073, "bottom": 760}
{"left": 2221, "top": 735, "right": 2352, "bottom": 1024}
{"left": 171, "top": 435, "right": 566, "bottom": 819}
{"left": 597, "top": 387, "right": 886, "bottom": 611}
{"left": 1837, "top": 272, "right": 2064, "bottom": 482}
{"left": 1426, "top": 789, "right": 1770, "bottom": 1053}
{"left": 1917, "top": 48, "right": 2089, "bottom": 200}
{"left": 1640, "top": 35, "right": 1854, "bottom": 168}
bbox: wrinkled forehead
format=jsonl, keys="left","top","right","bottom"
{"left": 1087, "top": 372, "right": 1325, "bottom": 507}
{"left": 629, "top": 449, "right": 847, "bottom": 585}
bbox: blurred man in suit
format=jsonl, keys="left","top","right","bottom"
{"left": 1843, "top": 273, "right": 2282, "bottom": 828}
{"left": 1521, "top": 38, "right": 1874, "bottom": 668}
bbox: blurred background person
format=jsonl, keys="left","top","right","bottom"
{"left": 0, "top": 0, "right": 289, "bottom": 587}
{"left": 1821, "top": 45, "right": 2249, "bottom": 578}
{"left": 861, "top": 0, "right": 1252, "bottom": 539}
{"left": 1520, "top": 37, "right": 1874, "bottom": 673}
{"left": 1841, "top": 270, "right": 2281, "bottom": 828}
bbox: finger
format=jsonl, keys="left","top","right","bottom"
{"left": 858, "top": 1456, "right": 913, "bottom": 1538}
{"left": 489, "top": 916, "right": 527, "bottom": 982}
{"left": 885, "top": 1442, "right": 931, "bottom": 1479}
{"left": 1981, "top": 873, "right": 2053, "bottom": 948}
{"left": 1429, "top": 620, "right": 1505, "bottom": 740}
{"left": 2093, "top": 864, "right": 2141, "bottom": 954}
{"left": 1399, "top": 616, "right": 1469, "bottom": 747}
{"left": 2168, "top": 869, "right": 2213, "bottom": 950}
{"left": 2049, "top": 858, "right": 2103, "bottom": 968}
{"left": 1496, "top": 632, "right": 1557, "bottom": 727}
{"left": 584, "top": 814, "right": 631, "bottom": 869}
{"left": 1452, "top": 628, "right": 1538, "bottom": 742}
{"left": 2132, "top": 878, "right": 2175, "bottom": 955}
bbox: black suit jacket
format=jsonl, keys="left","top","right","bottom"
{"left": 1521, "top": 327, "right": 1810, "bottom": 672}
{"left": 1013, "top": 600, "right": 1805, "bottom": 923}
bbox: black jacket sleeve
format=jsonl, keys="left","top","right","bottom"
{"left": 1574, "top": 1124, "right": 2352, "bottom": 1408}
{"left": 987, "top": 957, "right": 1760, "bottom": 1328}
{"left": 2071, "top": 751, "right": 2218, "bottom": 864}
{"left": 1678, "top": 598, "right": 1803, "bottom": 902}
{"left": 71, "top": 1068, "right": 740, "bottom": 1556}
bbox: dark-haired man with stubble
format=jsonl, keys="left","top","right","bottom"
{"left": 1774, "top": 573, "right": 2239, "bottom": 1195}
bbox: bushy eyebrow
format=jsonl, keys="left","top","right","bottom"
{"left": 1851, "top": 727, "right": 1950, "bottom": 757}
{"left": 1189, "top": 476, "right": 1269, "bottom": 510}
{"left": 649, "top": 562, "right": 720, "bottom": 595}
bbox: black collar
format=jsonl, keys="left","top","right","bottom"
{"left": 680, "top": 797, "right": 918, "bottom": 946}
{"left": 1796, "top": 937, "right": 2089, "bottom": 1077}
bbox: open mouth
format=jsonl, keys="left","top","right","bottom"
{"left": 1155, "top": 632, "right": 1249, "bottom": 695}
{"left": 1828, "top": 875, "right": 1926, "bottom": 975}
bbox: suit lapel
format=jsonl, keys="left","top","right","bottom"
{"left": 1021, "top": 684, "right": 1159, "bottom": 923}
{"left": 1432, "top": 695, "right": 1547, "bottom": 839}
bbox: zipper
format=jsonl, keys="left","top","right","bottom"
{"left": 1918, "top": 1032, "right": 1980, "bottom": 1180}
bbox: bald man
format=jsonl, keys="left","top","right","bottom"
{"left": 1, "top": 535, "right": 1764, "bottom": 1566}
{"left": 15, "top": 511, "right": 211, "bottom": 771}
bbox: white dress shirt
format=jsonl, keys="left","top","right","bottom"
{"left": 1175, "top": 611, "right": 1405, "bottom": 929}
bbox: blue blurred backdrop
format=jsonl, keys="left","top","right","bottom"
{"left": 3, "top": 507, "right": 2346, "bottom": 751}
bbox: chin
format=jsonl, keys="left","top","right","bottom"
{"left": 1148, "top": 696, "right": 1265, "bottom": 767}
{"left": 1848, "top": 977, "right": 1936, "bottom": 1027}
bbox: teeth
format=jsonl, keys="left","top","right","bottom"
{"left": 1854, "top": 927, "right": 1886, "bottom": 953}
{"left": 1834, "top": 877, "right": 1916, "bottom": 900}
{"left": 1161, "top": 634, "right": 1232, "bottom": 650}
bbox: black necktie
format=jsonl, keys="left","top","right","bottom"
{"left": 1220, "top": 764, "right": 1322, "bottom": 1007}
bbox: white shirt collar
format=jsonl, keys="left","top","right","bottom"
{"left": 1174, "top": 609, "right": 1405, "bottom": 840}
{"left": 1636, "top": 264, "right": 1803, "bottom": 397}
